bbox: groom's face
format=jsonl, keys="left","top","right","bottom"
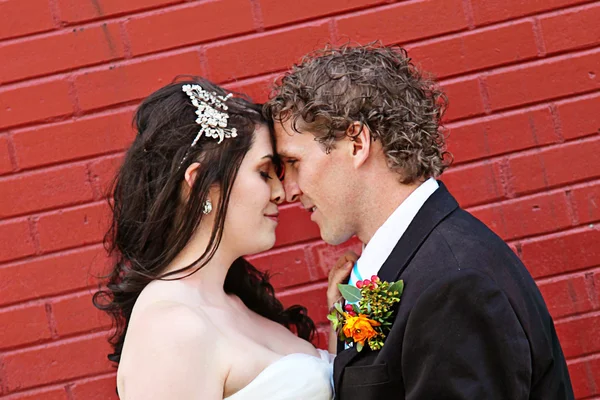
{"left": 274, "top": 119, "right": 356, "bottom": 245}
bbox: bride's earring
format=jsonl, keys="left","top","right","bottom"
{"left": 202, "top": 199, "right": 212, "bottom": 215}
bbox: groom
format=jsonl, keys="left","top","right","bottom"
{"left": 264, "top": 44, "right": 574, "bottom": 399}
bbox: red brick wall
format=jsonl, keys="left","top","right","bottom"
{"left": 1, "top": 0, "right": 599, "bottom": 398}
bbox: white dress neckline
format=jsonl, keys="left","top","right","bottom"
{"left": 224, "top": 350, "right": 334, "bottom": 400}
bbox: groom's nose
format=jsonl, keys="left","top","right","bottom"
{"left": 284, "top": 178, "right": 301, "bottom": 203}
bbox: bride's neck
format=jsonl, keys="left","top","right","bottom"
{"left": 162, "top": 227, "right": 238, "bottom": 301}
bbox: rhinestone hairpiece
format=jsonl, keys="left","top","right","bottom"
{"left": 182, "top": 84, "right": 237, "bottom": 146}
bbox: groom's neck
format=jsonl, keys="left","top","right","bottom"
{"left": 356, "top": 179, "right": 422, "bottom": 245}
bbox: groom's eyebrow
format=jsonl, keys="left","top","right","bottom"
{"left": 275, "top": 151, "right": 291, "bottom": 159}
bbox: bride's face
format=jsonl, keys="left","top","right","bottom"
{"left": 223, "top": 124, "right": 284, "bottom": 256}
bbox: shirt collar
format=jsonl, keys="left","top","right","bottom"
{"left": 354, "top": 178, "right": 439, "bottom": 281}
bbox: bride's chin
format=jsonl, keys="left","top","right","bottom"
{"left": 249, "top": 232, "right": 277, "bottom": 255}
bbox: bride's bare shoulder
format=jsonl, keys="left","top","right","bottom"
{"left": 117, "top": 300, "right": 225, "bottom": 399}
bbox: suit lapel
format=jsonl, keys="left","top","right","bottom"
{"left": 377, "top": 181, "right": 458, "bottom": 283}
{"left": 333, "top": 181, "right": 459, "bottom": 394}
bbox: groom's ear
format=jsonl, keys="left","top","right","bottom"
{"left": 348, "top": 122, "right": 372, "bottom": 169}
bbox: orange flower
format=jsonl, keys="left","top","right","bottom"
{"left": 343, "top": 313, "right": 381, "bottom": 345}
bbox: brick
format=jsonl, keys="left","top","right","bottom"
{"left": 224, "top": 73, "right": 278, "bottom": 104}
{"left": 0, "top": 219, "right": 36, "bottom": 263}
{"left": 273, "top": 204, "right": 321, "bottom": 247}
{"left": 540, "top": 3, "right": 600, "bottom": 54}
{"left": 486, "top": 49, "right": 600, "bottom": 111}
{"left": 88, "top": 154, "right": 124, "bottom": 198}
{"left": 441, "top": 77, "right": 485, "bottom": 122}
{"left": 568, "top": 355, "right": 600, "bottom": 398}
{"left": 57, "top": 0, "right": 183, "bottom": 24}
{"left": 538, "top": 274, "right": 596, "bottom": 320}
{"left": 471, "top": 0, "right": 589, "bottom": 26}
{"left": 503, "top": 151, "right": 548, "bottom": 196}
{"left": 542, "top": 137, "right": 600, "bottom": 187}
{"left": 13, "top": 110, "right": 134, "bottom": 170}
{"left": 501, "top": 191, "right": 572, "bottom": 240}
{"left": 507, "top": 138, "right": 600, "bottom": 196}
{"left": 445, "top": 123, "right": 487, "bottom": 165}
{"left": 0, "top": 135, "right": 14, "bottom": 175}
{"left": 470, "top": 204, "right": 506, "bottom": 238}
{"left": 308, "top": 237, "right": 362, "bottom": 281}
{"left": 52, "top": 292, "right": 111, "bottom": 336}
{"left": 556, "top": 313, "right": 600, "bottom": 358}
{"left": 470, "top": 192, "right": 573, "bottom": 241}
{"left": 125, "top": 0, "right": 255, "bottom": 57}
{"left": 70, "top": 374, "right": 118, "bottom": 400}
{"left": 336, "top": 0, "right": 467, "bottom": 46}
{"left": 259, "top": 0, "right": 387, "bottom": 28}
{"left": 279, "top": 282, "right": 328, "bottom": 325}
{"left": 447, "top": 106, "right": 557, "bottom": 164}
{"left": 0, "top": 304, "right": 51, "bottom": 350}
{"left": 249, "top": 246, "right": 312, "bottom": 289}
{"left": 1, "top": 387, "right": 68, "bottom": 400}
{"left": 408, "top": 21, "right": 538, "bottom": 79}
{"left": 0, "top": 80, "right": 74, "bottom": 130}
{"left": 0, "top": 164, "right": 94, "bottom": 219}
{"left": 555, "top": 93, "right": 600, "bottom": 140}
{"left": 570, "top": 181, "right": 600, "bottom": 224}
{"left": 521, "top": 227, "right": 600, "bottom": 278}
{"left": 2, "top": 334, "right": 113, "bottom": 392}
{"left": 481, "top": 106, "right": 558, "bottom": 154}
{"left": 0, "top": 0, "right": 55, "bottom": 41}
{"left": 0, "top": 24, "right": 125, "bottom": 85}
{"left": 74, "top": 51, "right": 201, "bottom": 112}
{"left": 442, "top": 162, "right": 502, "bottom": 208}
{"left": 37, "top": 202, "right": 110, "bottom": 253}
{"left": 0, "top": 245, "right": 110, "bottom": 306}
{"left": 206, "top": 22, "right": 330, "bottom": 83}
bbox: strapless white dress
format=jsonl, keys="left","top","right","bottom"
{"left": 224, "top": 349, "right": 334, "bottom": 400}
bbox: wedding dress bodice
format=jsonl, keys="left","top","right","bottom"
{"left": 224, "top": 349, "right": 334, "bottom": 400}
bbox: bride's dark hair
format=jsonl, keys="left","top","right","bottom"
{"left": 93, "top": 76, "right": 315, "bottom": 364}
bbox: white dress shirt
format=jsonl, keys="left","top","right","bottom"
{"left": 349, "top": 178, "right": 439, "bottom": 286}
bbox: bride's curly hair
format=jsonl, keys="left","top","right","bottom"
{"left": 264, "top": 42, "right": 452, "bottom": 184}
{"left": 93, "top": 76, "right": 315, "bottom": 365}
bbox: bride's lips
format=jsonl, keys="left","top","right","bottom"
{"left": 264, "top": 213, "right": 279, "bottom": 223}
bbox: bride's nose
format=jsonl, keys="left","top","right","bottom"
{"left": 271, "top": 176, "right": 284, "bottom": 205}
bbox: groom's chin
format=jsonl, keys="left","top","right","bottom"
{"left": 319, "top": 228, "right": 352, "bottom": 246}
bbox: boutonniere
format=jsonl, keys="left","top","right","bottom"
{"left": 328, "top": 276, "right": 404, "bottom": 352}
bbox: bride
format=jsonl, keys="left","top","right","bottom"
{"left": 94, "top": 77, "right": 354, "bottom": 399}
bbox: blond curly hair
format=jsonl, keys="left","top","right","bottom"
{"left": 264, "top": 42, "right": 452, "bottom": 184}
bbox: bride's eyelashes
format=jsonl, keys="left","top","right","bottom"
{"left": 260, "top": 170, "right": 273, "bottom": 180}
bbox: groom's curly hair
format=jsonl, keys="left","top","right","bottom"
{"left": 264, "top": 42, "right": 452, "bottom": 184}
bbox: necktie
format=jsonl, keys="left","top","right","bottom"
{"left": 348, "top": 261, "right": 362, "bottom": 288}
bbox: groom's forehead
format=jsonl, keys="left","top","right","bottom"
{"left": 274, "top": 124, "right": 301, "bottom": 154}
{"left": 275, "top": 133, "right": 314, "bottom": 158}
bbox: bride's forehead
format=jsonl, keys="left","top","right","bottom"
{"left": 243, "top": 127, "right": 274, "bottom": 161}
{"left": 250, "top": 126, "right": 273, "bottom": 150}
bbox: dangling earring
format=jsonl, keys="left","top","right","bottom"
{"left": 202, "top": 199, "right": 212, "bottom": 215}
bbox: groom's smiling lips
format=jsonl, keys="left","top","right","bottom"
{"left": 301, "top": 202, "right": 317, "bottom": 213}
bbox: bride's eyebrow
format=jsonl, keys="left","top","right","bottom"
{"left": 259, "top": 154, "right": 276, "bottom": 166}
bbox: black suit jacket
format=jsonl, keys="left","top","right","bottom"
{"left": 334, "top": 182, "right": 574, "bottom": 400}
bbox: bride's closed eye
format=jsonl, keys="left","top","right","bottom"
{"left": 260, "top": 170, "right": 273, "bottom": 180}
